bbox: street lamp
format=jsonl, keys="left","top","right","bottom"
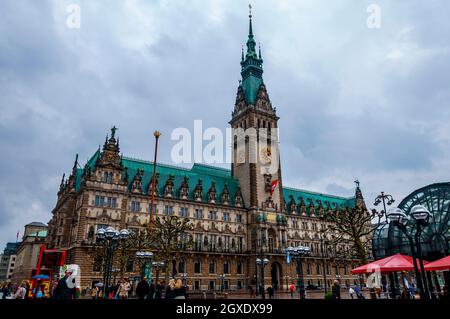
{"left": 256, "top": 257, "right": 270, "bottom": 299}
{"left": 387, "top": 206, "right": 431, "bottom": 299}
{"left": 374, "top": 192, "right": 395, "bottom": 222}
{"left": 319, "top": 234, "right": 329, "bottom": 296}
{"left": 286, "top": 246, "right": 310, "bottom": 299}
{"left": 152, "top": 261, "right": 165, "bottom": 283}
{"left": 136, "top": 251, "right": 154, "bottom": 282}
{"left": 95, "top": 227, "right": 130, "bottom": 298}
{"left": 220, "top": 274, "right": 226, "bottom": 292}
{"left": 284, "top": 274, "right": 290, "bottom": 291}
{"left": 181, "top": 273, "right": 187, "bottom": 287}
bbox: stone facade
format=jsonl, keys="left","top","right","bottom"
{"left": 44, "top": 12, "right": 370, "bottom": 291}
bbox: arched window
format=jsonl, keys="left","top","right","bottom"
{"left": 178, "top": 258, "right": 186, "bottom": 273}
{"left": 237, "top": 260, "right": 243, "bottom": 274}
{"left": 87, "top": 226, "right": 95, "bottom": 241}
{"left": 223, "top": 260, "right": 230, "bottom": 274}
{"left": 209, "top": 259, "right": 216, "bottom": 274}
{"left": 194, "top": 259, "right": 201, "bottom": 274}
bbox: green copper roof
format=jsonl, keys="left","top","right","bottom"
{"left": 75, "top": 150, "right": 356, "bottom": 211}
{"left": 240, "top": 13, "right": 264, "bottom": 104}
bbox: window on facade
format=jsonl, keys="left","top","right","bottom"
{"left": 209, "top": 211, "right": 217, "bottom": 220}
{"left": 126, "top": 258, "right": 134, "bottom": 272}
{"left": 209, "top": 260, "right": 216, "bottom": 274}
{"left": 344, "top": 264, "right": 349, "bottom": 275}
{"left": 148, "top": 204, "right": 156, "bottom": 214}
{"left": 209, "top": 281, "right": 215, "bottom": 291}
{"left": 194, "top": 260, "right": 201, "bottom": 274}
{"left": 223, "top": 260, "right": 230, "bottom": 274}
{"left": 178, "top": 259, "right": 186, "bottom": 273}
{"left": 237, "top": 280, "right": 242, "bottom": 289}
{"left": 223, "top": 236, "right": 230, "bottom": 252}
{"left": 335, "top": 266, "right": 339, "bottom": 276}
{"left": 195, "top": 209, "right": 203, "bottom": 219}
{"left": 238, "top": 237, "right": 243, "bottom": 253}
{"left": 222, "top": 212, "right": 230, "bottom": 222}
{"left": 316, "top": 264, "right": 321, "bottom": 275}
{"left": 307, "top": 263, "right": 312, "bottom": 275}
{"left": 236, "top": 214, "right": 242, "bottom": 223}
{"left": 237, "top": 260, "right": 243, "bottom": 274}
{"left": 179, "top": 207, "right": 189, "bottom": 217}
{"left": 107, "top": 197, "right": 112, "bottom": 207}
{"left": 194, "top": 234, "right": 202, "bottom": 251}
{"left": 87, "top": 226, "right": 95, "bottom": 241}
{"left": 93, "top": 256, "right": 103, "bottom": 272}
{"left": 131, "top": 201, "right": 141, "bottom": 212}
{"left": 224, "top": 280, "right": 229, "bottom": 290}
{"left": 194, "top": 280, "right": 200, "bottom": 291}
{"left": 164, "top": 205, "right": 173, "bottom": 215}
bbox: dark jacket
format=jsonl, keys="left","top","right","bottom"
{"left": 136, "top": 280, "right": 150, "bottom": 299}
{"left": 174, "top": 286, "right": 186, "bottom": 299}
{"left": 53, "top": 277, "right": 74, "bottom": 300}
{"left": 332, "top": 284, "right": 341, "bottom": 299}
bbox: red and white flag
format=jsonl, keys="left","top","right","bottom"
{"left": 270, "top": 180, "right": 278, "bottom": 195}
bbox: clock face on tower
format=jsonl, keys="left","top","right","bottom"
{"left": 237, "top": 149, "right": 245, "bottom": 165}
{"left": 259, "top": 146, "right": 272, "bottom": 164}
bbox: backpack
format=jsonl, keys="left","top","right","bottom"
{"left": 36, "top": 290, "right": 43, "bottom": 299}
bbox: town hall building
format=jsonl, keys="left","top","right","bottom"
{"left": 46, "top": 10, "right": 369, "bottom": 291}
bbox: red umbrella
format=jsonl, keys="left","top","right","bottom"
{"left": 424, "top": 255, "right": 450, "bottom": 271}
{"left": 352, "top": 253, "right": 429, "bottom": 274}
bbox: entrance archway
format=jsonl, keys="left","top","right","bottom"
{"left": 270, "top": 262, "right": 282, "bottom": 290}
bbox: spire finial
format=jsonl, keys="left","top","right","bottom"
{"left": 354, "top": 179, "right": 360, "bottom": 189}
{"left": 241, "top": 45, "right": 244, "bottom": 61}
{"left": 249, "top": 2, "right": 252, "bottom": 18}
{"left": 259, "top": 42, "right": 262, "bottom": 59}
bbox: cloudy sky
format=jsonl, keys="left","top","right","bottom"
{"left": 1, "top": 0, "right": 450, "bottom": 247}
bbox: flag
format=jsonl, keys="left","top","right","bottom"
{"left": 270, "top": 180, "right": 278, "bottom": 195}
{"left": 16, "top": 231, "right": 19, "bottom": 242}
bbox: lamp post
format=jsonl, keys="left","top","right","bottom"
{"left": 95, "top": 227, "right": 130, "bottom": 298}
{"left": 256, "top": 257, "right": 270, "bottom": 299}
{"left": 136, "top": 251, "right": 154, "bottom": 282}
{"left": 387, "top": 206, "right": 431, "bottom": 300}
{"left": 181, "top": 273, "right": 187, "bottom": 287}
{"left": 148, "top": 130, "right": 161, "bottom": 232}
{"left": 286, "top": 246, "right": 310, "bottom": 299}
{"left": 220, "top": 274, "right": 226, "bottom": 292}
{"left": 152, "top": 261, "right": 165, "bottom": 284}
{"left": 374, "top": 192, "right": 395, "bottom": 222}
{"left": 320, "top": 234, "right": 328, "bottom": 296}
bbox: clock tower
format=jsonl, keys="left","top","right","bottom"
{"left": 230, "top": 8, "right": 284, "bottom": 216}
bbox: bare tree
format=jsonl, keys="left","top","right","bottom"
{"left": 321, "top": 206, "right": 383, "bottom": 264}
{"left": 149, "top": 215, "right": 193, "bottom": 289}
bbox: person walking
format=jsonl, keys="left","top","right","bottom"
{"left": 174, "top": 279, "right": 186, "bottom": 299}
{"left": 136, "top": 277, "right": 150, "bottom": 300}
{"left": 117, "top": 279, "right": 132, "bottom": 299}
{"left": 348, "top": 287, "right": 355, "bottom": 299}
{"left": 165, "top": 279, "right": 175, "bottom": 299}
{"left": 155, "top": 280, "right": 163, "bottom": 299}
{"left": 332, "top": 280, "right": 341, "bottom": 300}
{"left": 91, "top": 286, "right": 100, "bottom": 299}
{"left": 267, "top": 286, "right": 274, "bottom": 299}
{"left": 53, "top": 269, "right": 75, "bottom": 299}
{"left": 289, "top": 283, "right": 295, "bottom": 299}
{"left": 13, "top": 282, "right": 27, "bottom": 299}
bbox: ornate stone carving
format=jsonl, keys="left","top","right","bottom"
{"left": 264, "top": 174, "right": 272, "bottom": 193}
{"left": 131, "top": 169, "right": 143, "bottom": 193}
{"left": 221, "top": 183, "right": 230, "bottom": 205}
{"left": 147, "top": 173, "right": 160, "bottom": 196}
{"left": 234, "top": 186, "right": 243, "bottom": 207}
{"left": 179, "top": 177, "right": 189, "bottom": 199}
{"left": 288, "top": 195, "right": 296, "bottom": 214}
{"left": 207, "top": 182, "right": 217, "bottom": 203}
{"left": 163, "top": 175, "right": 175, "bottom": 198}
{"left": 194, "top": 179, "right": 203, "bottom": 202}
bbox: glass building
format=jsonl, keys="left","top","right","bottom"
{"left": 373, "top": 183, "right": 450, "bottom": 261}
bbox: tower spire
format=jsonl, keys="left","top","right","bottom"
{"left": 246, "top": 2, "right": 256, "bottom": 55}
